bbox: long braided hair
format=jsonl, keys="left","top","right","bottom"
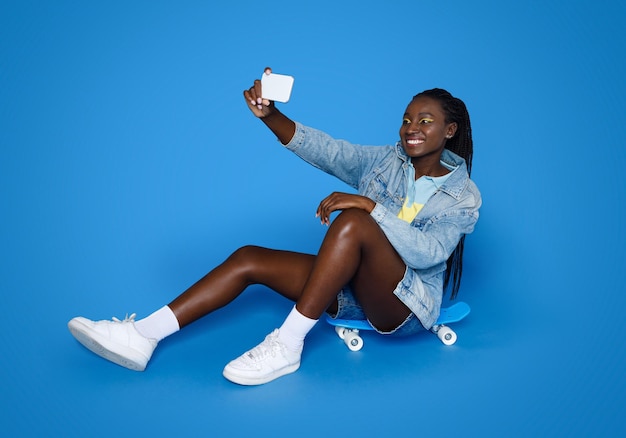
{"left": 414, "top": 88, "right": 473, "bottom": 300}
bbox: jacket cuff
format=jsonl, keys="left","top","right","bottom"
{"left": 370, "top": 202, "right": 388, "bottom": 224}
{"left": 284, "top": 122, "right": 305, "bottom": 151}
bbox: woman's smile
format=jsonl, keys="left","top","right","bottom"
{"left": 405, "top": 137, "right": 425, "bottom": 146}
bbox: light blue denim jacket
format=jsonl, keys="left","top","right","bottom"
{"left": 285, "top": 122, "right": 482, "bottom": 329}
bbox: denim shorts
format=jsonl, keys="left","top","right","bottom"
{"left": 328, "top": 286, "right": 426, "bottom": 337}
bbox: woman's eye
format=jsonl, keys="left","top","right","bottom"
{"left": 402, "top": 118, "right": 411, "bottom": 125}
{"left": 419, "top": 118, "right": 434, "bottom": 124}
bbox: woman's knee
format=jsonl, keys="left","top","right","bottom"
{"left": 331, "top": 208, "right": 376, "bottom": 236}
{"left": 225, "top": 245, "right": 267, "bottom": 276}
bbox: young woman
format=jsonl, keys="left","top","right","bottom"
{"left": 68, "top": 72, "right": 481, "bottom": 386}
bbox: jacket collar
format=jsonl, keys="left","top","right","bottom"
{"left": 394, "top": 142, "right": 469, "bottom": 200}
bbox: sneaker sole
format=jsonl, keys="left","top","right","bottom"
{"left": 222, "top": 362, "right": 300, "bottom": 386}
{"left": 68, "top": 319, "right": 147, "bottom": 371}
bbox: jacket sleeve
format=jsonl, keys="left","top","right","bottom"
{"left": 370, "top": 190, "right": 481, "bottom": 270}
{"left": 284, "top": 123, "right": 379, "bottom": 189}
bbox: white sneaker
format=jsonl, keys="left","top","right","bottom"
{"left": 68, "top": 314, "right": 158, "bottom": 371}
{"left": 223, "top": 329, "right": 302, "bottom": 385}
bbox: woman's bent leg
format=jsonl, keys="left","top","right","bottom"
{"left": 223, "top": 209, "right": 411, "bottom": 385}
{"left": 296, "top": 208, "right": 411, "bottom": 332}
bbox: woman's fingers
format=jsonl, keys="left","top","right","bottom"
{"left": 316, "top": 193, "right": 374, "bottom": 225}
{"left": 316, "top": 193, "right": 340, "bottom": 225}
{"left": 243, "top": 78, "right": 274, "bottom": 116}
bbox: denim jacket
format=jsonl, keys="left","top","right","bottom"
{"left": 284, "top": 122, "right": 481, "bottom": 329}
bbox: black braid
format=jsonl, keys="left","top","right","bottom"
{"left": 413, "top": 88, "right": 474, "bottom": 300}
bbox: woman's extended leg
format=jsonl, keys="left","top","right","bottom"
{"left": 167, "top": 246, "right": 318, "bottom": 328}
{"left": 132, "top": 247, "right": 319, "bottom": 346}
{"left": 67, "top": 246, "right": 319, "bottom": 372}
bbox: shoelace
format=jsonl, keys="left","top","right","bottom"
{"left": 246, "top": 332, "right": 281, "bottom": 362}
{"left": 111, "top": 313, "right": 137, "bottom": 323}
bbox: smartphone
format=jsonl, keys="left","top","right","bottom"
{"left": 261, "top": 72, "right": 294, "bottom": 103}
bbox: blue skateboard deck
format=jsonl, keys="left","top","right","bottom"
{"left": 325, "top": 301, "right": 471, "bottom": 351}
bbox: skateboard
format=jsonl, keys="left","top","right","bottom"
{"left": 325, "top": 301, "right": 471, "bottom": 351}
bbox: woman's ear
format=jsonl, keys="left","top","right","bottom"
{"left": 446, "top": 122, "right": 458, "bottom": 139}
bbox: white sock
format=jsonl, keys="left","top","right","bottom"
{"left": 277, "top": 305, "right": 318, "bottom": 352}
{"left": 134, "top": 306, "right": 180, "bottom": 342}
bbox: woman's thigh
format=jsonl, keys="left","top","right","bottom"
{"left": 332, "top": 209, "right": 411, "bottom": 331}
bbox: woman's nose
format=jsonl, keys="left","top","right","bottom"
{"left": 407, "top": 122, "right": 420, "bottom": 133}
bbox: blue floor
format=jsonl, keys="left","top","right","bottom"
{"left": 2, "top": 1, "right": 625, "bottom": 436}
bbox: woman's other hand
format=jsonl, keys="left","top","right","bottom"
{"left": 316, "top": 193, "right": 376, "bottom": 225}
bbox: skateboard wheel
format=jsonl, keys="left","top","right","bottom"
{"left": 436, "top": 326, "right": 457, "bottom": 345}
{"left": 343, "top": 332, "right": 363, "bottom": 351}
{"left": 335, "top": 326, "right": 347, "bottom": 339}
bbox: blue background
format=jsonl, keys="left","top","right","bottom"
{"left": 2, "top": 0, "right": 625, "bottom": 436}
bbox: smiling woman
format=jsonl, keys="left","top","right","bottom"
{"left": 399, "top": 88, "right": 475, "bottom": 298}
{"left": 67, "top": 74, "right": 481, "bottom": 386}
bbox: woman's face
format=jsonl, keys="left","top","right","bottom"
{"left": 399, "top": 96, "right": 457, "bottom": 161}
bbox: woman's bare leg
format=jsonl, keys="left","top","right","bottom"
{"left": 221, "top": 208, "right": 412, "bottom": 384}
{"left": 168, "top": 246, "right": 317, "bottom": 328}
{"left": 295, "top": 208, "right": 411, "bottom": 332}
